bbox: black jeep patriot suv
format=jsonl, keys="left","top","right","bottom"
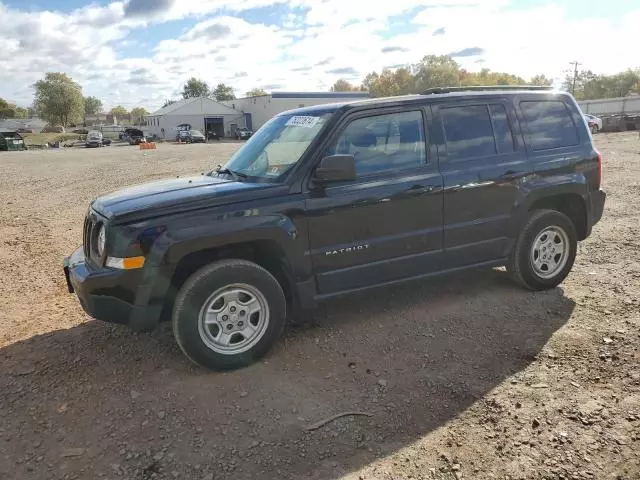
{"left": 64, "top": 86, "right": 605, "bottom": 370}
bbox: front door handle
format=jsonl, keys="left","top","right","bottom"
{"left": 500, "top": 170, "right": 522, "bottom": 180}
{"left": 408, "top": 185, "right": 436, "bottom": 195}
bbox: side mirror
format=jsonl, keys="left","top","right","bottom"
{"left": 314, "top": 154, "right": 356, "bottom": 183}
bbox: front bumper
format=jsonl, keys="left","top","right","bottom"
{"left": 64, "top": 247, "right": 162, "bottom": 331}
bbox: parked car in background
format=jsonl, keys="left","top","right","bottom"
{"left": 584, "top": 114, "right": 602, "bottom": 134}
{"left": 177, "top": 130, "right": 190, "bottom": 143}
{"left": 177, "top": 130, "right": 206, "bottom": 143}
{"left": 187, "top": 130, "right": 206, "bottom": 143}
{"left": 235, "top": 127, "right": 253, "bottom": 140}
{"left": 64, "top": 86, "right": 605, "bottom": 371}
{"left": 85, "top": 130, "right": 103, "bottom": 148}
{"left": 123, "top": 128, "right": 146, "bottom": 145}
{"left": 176, "top": 123, "right": 192, "bottom": 141}
{"left": 0, "top": 131, "right": 27, "bottom": 151}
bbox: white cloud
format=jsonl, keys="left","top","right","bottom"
{"left": 0, "top": 0, "right": 638, "bottom": 111}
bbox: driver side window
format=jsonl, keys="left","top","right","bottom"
{"left": 329, "top": 110, "right": 427, "bottom": 177}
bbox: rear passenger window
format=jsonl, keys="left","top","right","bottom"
{"left": 441, "top": 105, "right": 496, "bottom": 160}
{"left": 520, "top": 101, "right": 579, "bottom": 150}
{"left": 489, "top": 104, "right": 515, "bottom": 153}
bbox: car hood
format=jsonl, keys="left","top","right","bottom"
{"left": 92, "top": 175, "right": 284, "bottom": 223}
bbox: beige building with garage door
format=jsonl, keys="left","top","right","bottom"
{"left": 145, "top": 92, "right": 370, "bottom": 139}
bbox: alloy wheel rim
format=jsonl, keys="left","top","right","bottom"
{"left": 198, "top": 283, "right": 269, "bottom": 354}
{"left": 530, "top": 226, "right": 570, "bottom": 279}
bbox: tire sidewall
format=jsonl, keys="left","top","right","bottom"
{"left": 173, "top": 261, "right": 286, "bottom": 370}
{"left": 516, "top": 211, "right": 577, "bottom": 290}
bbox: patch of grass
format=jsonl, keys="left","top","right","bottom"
{"left": 21, "top": 133, "right": 82, "bottom": 146}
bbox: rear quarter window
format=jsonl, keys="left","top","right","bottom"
{"left": 520, "top": 100, "right": 579, "bottom": 150}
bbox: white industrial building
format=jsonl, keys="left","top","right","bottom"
{"left": 145, "top": 92, "right": 369, "bottom": 139}
{"left": 222, "top": 92, "right": 369, "bottom": 132}
{"left": 145, "top": 97, "right": 245, "bottom": 139}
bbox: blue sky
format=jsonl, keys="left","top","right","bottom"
{"left": 1, "top": 0, "right": 638, "bottom": 111}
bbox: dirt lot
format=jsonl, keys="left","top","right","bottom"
{"left": 0, "top": 135, "right": 639, "bottom": 480}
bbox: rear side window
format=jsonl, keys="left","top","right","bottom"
{"left": 441, "top": 104, "right": 516, "bottom": 160}
{"left": 489, "top": 104, "right": 515, "bottom": 154}
{"left": 520, "top": 100, "right": 579, "bottom": 150}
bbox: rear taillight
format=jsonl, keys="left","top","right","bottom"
{"left": 595, "top": 148, "right": 602, "bottom": 189}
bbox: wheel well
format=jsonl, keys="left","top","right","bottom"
{"left": 159, "top": 241, "right": 295, "bottom": 322}
{"left": 528, "top": 193, "right": 587, "bottom": 240}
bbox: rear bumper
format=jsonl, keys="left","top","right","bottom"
{"left": 589, "top": 189, "right": 606, "bottom": 227}
{"left": 64, "top": 247, "right": 162, "bottom": 331}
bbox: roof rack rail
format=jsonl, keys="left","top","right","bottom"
{"left": 421, "top": 85, "right": 554, "bottom": 95}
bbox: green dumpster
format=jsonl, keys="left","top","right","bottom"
{"left": 0, "top": 131, "right": 28, "bottom": 151}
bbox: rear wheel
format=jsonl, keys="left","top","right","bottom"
{"left": 507, "top": 209, "right": 577, "bottom": 290}
{"left": 172, "top": 259, "right": 286, "bottom": 370}
{"left": 590, "top": 124, "right": 599, "bottom": 134}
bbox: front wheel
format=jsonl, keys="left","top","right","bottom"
{"left": 507, "top": 209, "right": 577, "bottom": 290}
{"left": 172, "top": 259, "right": 287, "bottom": 370}
{"left": 590, "top": 124, "right": 599, "bottom": 134}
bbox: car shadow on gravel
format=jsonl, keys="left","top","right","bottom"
{"left": 0, "top": 268, "right": 575, "bottom": 480}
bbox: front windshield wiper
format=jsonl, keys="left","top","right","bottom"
{"left": 215, "top": 167, "right": 249, "bottom": 181}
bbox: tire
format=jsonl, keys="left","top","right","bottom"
{"left": 172, "top": 259, "right": 287, "bottom": 370}
{"left": 590, "top": 124, "right": 598, "bottom": 134}
{"left": 507, "top": 209, "right": 577, "bottom": 291}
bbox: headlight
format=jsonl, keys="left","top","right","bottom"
{"left": 96, "top": 224, "right": 106, "bottom": 257}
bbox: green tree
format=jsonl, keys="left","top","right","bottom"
{"left": 458, "top": 68, "right": 525, "bottom": 86}
{"left": 361, "top": 72, "right": 379, "bottom": 92}
{"left": 110, "top": 106, "right": 129, "bottom": 118}
{"left": 14, "top": 107, "right": 28, "bottom": 118}
{"left": 360, "top": 68, "right": 415, "bottom": 97}
{"left": 162, "top": 99, "right": 177, "bottom": 108}
{"left": 33, "top": 72, "right": 84, "bottom": 126}
{"left": 84, "top": 96, "right": 103, "bottom": 115}
{"left": 245, "top": 88, "right": 267, "bottom": 97}
{"left": 414, "top": 55, "right": 461, "bottom": 92}
{"left": 0, "top": 97, "right": 16, "bottom": 119}
{"left": 0, "top": 107, "right": 15, "bottom": 119}
{"left": 561, "top": 68, "right": 640, "bottom": 99}
{"left": 130, "top": 107, "right": 149, "bottom": 125}
{"left": 330, "top": 79, "right": 358, "bottom": 92}
{"left": 529, "top": 74, "right": 553, "bottom": 86}
{"left": 212, "top": 83, "right": 235, "bottom": 101}
{"left": 182, "top": 77, "right": 210, "bottom": 99}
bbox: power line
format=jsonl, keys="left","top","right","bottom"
{"left": 569, "top": 61, "right": 581, "bottom": 95}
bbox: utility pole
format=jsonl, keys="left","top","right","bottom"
{"left": 569, "top": 61, "right": 581, "bottom": 95}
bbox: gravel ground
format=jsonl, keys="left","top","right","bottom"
{"left": 0, "top": 135, "right": 638, "bottom": 480}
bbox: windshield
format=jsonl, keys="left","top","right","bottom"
{"left": 218, "top": 111, "right": 333, "bottom": 180}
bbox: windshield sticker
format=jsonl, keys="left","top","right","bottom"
{"left": 286, "top": 116, "right": 320, "bottom": 128}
